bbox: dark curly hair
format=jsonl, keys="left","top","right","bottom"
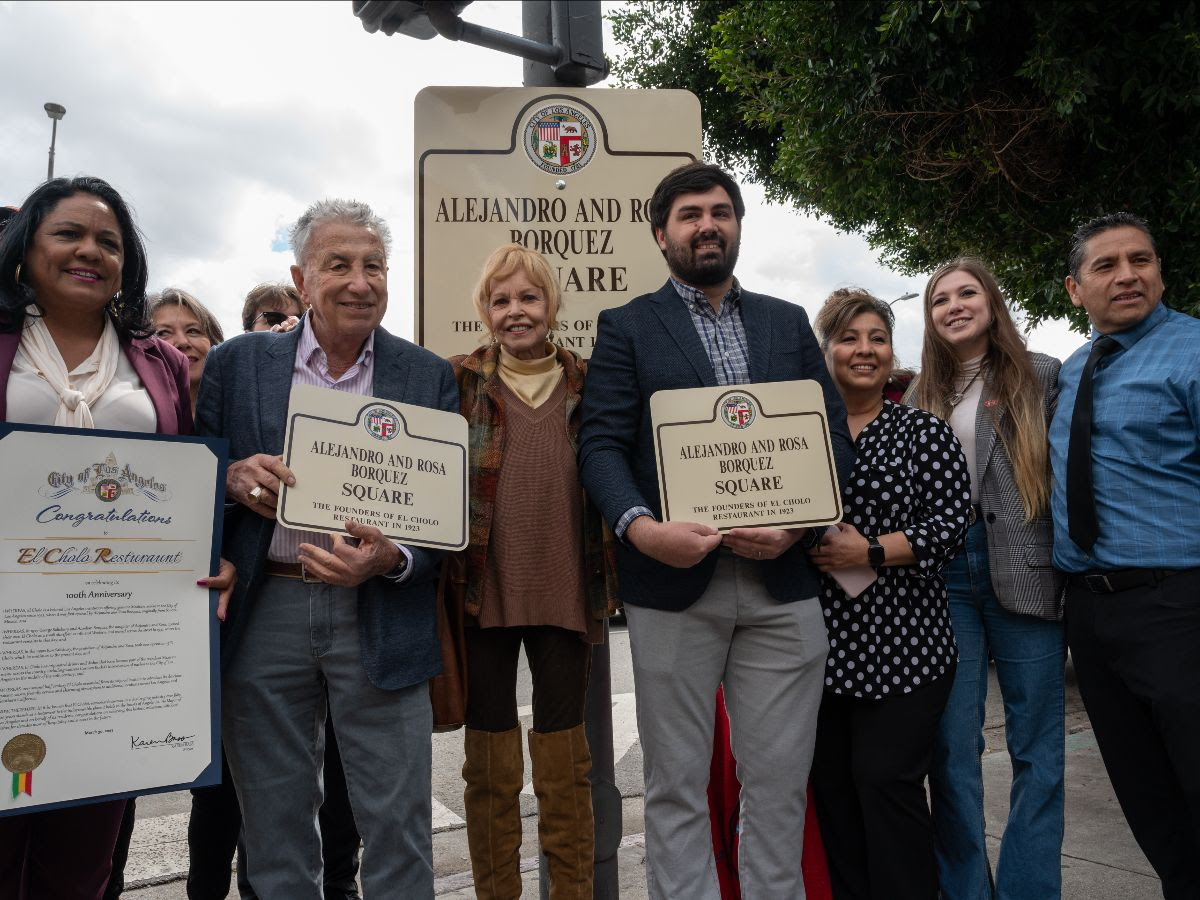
{"left": 0, "top": 176, "right": 150, "bottom": 337}
{"left": 648, "top": 162, "right": 745, "bottom": 239}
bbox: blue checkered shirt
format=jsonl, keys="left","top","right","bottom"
{"left": 614, "top": 278, "right": 752, "bottom": 538}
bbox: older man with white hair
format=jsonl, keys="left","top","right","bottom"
{"left": 197, "top": 199, "right": 457, "bottom": 899}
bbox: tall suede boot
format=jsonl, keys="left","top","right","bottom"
{"left": 463, "top": 726, "right": 525, "bottom": 899}
{"left": 528, "top": 724, "right": 594, "bottom": 899}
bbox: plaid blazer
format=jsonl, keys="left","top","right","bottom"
{"left": 910, "top": 351, "right": 1064, "bottom": 620}
{"left": 975, "top": 351, "right": 1065, "bottom": 620}
{"left": 445, "top": 344, "right": 618, "bottom": 624}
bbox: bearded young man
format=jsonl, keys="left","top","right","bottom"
{"left": 578, "top": 162, "right": 853, "bottom": 898}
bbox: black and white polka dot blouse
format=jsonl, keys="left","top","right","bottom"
{"left": 821, "top": 401, "right": 970, "bottom": 700}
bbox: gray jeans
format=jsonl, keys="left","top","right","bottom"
{"left": 624, "top": 551, "right": 828, "bottom": 900}
{"left": 223, "top": 576, "right": 433, "bottom": 899}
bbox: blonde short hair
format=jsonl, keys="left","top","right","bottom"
{"left": 471, "top": 243, "right": 561, "bottom": 335}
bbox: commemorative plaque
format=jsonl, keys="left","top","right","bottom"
{"left": 278, "top": 385, "right": 469, "bottom": 551}
{"left": 0, "top": 424, "right": 226, "bottom": 815}
{"left": 651, "top": 381, "right": 843, "bottom": 531}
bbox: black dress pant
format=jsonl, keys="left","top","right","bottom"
{"left": 186, "top": 709, "right": 362, "bottom": 900}
{"left": 1066, "top": 568, "right": 1200, "bottom": 900}
{"left": 811, "top": 668, "right": 954, "bottom": 900}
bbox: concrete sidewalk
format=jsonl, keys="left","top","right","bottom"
{"left": 126, "top": 658, "right": 1162, "bottom": 899}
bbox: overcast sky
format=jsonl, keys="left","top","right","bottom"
{"left": 0, "top": 0, "right": 1084, "bottom": 365}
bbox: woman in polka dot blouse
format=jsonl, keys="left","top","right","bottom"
{"left": 807, "top": 288, "right": 971, "bottom": 900}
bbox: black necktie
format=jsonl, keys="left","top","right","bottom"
{"left": 1066, "top": 335, "right": 1119, "bottom": 551}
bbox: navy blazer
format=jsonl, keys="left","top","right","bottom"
{"left": 195, "top": 321, "right": 459, "bottom": 690}
{"left": 577, "top": 281, "right": 854, "bottom": 611}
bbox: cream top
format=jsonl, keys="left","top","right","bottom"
{"left": 497, "top": 342, "right": 563, "bottom": 408}
{"left": 8, "top": 332, "right": 155, "bottom": 431}
{"left": 946, "top": 353, "right": 985, "bottom": 504}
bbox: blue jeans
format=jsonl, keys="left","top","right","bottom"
{"left": 929, "top": 518, "right": 1066, "bottom": 900}
{"left": 223, "top": 576, "right": 433, "bottom": 900}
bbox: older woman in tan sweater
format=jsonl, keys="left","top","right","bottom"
{"left": 446, "top": 243, "right": 615, "bottom": 899}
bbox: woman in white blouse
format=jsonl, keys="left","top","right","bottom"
{"left": 0, "top": 176, "right": 233, "bottom": 900}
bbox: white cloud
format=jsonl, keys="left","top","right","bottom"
{"left": 0, "top": 0, "right": 1083, "bottom": 361}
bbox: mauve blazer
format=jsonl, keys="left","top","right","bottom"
{"left": 195, "top": 321, "right": 459, "bottom": 690}
{"left": 0, "top": 329, "right": 192, "bottom": 434}
{"left": 577, "top": 280, "right": 854, "bottom": 612}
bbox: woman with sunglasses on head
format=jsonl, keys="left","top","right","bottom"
{"left": 0, "top": 175, "right": 234, "bottom": 900}
{"left": 908, "top": 258, "right": 1065, "bottom": 900}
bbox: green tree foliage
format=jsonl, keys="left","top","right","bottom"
{"left": 610, "top": 0, "right": 1200, "bottom": 327}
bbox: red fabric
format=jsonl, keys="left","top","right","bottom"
{"left": 708, "top": 686, "right": 832, "bottom": 900}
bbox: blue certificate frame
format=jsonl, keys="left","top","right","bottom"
{"left": 0, "top": 423, "right": 227, "bottom": 816}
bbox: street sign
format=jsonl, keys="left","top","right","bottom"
{"left": 415, "top": 86, "right": 701, "bottom": 357}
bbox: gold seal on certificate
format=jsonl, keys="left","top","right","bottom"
{"left": 2, "top": 734, "right": 46, "bottom": 798}
{"left": 278, "top": 384, "right": 469, "bottom": 550}
{"left": 651, "top": 381, "right": 842, "bottom": 531}
{"left": 0, "top": 424, "right": 225, "bottom": 815}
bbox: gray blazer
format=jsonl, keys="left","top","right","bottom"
{"left": 913, "top": 351, "right": 1064, "bottom": 620}
{"left": 196, "top": 321, "right": 459, "bottom": 689}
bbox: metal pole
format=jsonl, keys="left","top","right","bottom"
{"left": 522, "top": 0, "right": 558, "bottom": 87}
{"left": 519, "top": 2, "right": 618, "bottom": 894}
{"left": 47, "top": 118, "right": 58, "bottom": 181}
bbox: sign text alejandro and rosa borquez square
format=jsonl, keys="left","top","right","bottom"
{"left": 652, "top": 382, "right": 844, "bottom": 532}
{"left": 415, "top": 87, "right": 702, "bottom": 359}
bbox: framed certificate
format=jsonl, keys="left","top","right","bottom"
{"left": 278, "top": 384, "right": 469, "bottom": 551}
{"left": 0, "top": 424, "right": 227, "bottom": 816}
{"left": 651, "top": 381, "right": 843, "bottom": 531}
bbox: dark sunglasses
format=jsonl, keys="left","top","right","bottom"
{"left": 253, "top": 310, "right": 290, "bottom": 327}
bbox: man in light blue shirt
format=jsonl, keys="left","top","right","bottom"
{"left": 1049, "top": 212, "right": 1200, "bottom": 898}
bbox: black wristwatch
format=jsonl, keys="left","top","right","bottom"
{"left": 867, "top": 536, "right": 885, "bottom": 569}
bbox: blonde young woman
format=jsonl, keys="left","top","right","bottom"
{"left": 908, "top": 258, "right": 1065, "bottom": 900}
{"left": 446, "top": 243, "right": 615, "bottom": 898}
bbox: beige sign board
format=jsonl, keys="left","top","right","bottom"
{"left": 278, "top": 385, "right": 468, "bottom": 550}
{"left": 651, "top": 381, "right": 843, "bottom": 532}
{"left": 415, "top": 86, "right": 701, "bottom": 358}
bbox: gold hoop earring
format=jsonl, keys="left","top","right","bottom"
{"left": 13, "top": 263, "right": 21, "bottom": 285}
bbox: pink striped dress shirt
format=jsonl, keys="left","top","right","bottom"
{"left": 267, "top": 318, "right": 375, "bottom": 562}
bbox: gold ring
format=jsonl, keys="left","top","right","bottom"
{"left": 249, "top": 486, "right": 263, "bottom": 503}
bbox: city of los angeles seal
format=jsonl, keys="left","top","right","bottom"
{"left": 523, "top": 103, "right": 597, "bottom": 175}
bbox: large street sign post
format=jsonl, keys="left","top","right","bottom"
{"left": 415, "top": 86, "right": 701, "bottom": 358}
{"left": 415, "top": 86, "right": 700, "bottom": 898}
{"left": 359, "top": 3, "right": 702, "bottom": 895}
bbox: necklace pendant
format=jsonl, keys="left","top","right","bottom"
{"left": 946, "top": 391, "right": 964, "bottom": 406}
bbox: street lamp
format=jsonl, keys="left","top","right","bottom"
{"left": 44, "top": 102, "right": 66, "bottom": 181}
